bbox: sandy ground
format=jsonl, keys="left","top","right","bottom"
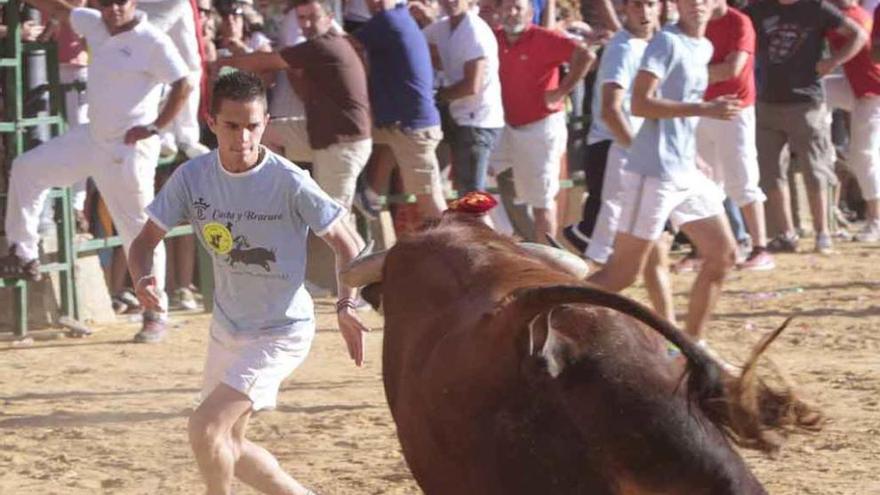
{"left": 1, "top": 241, "right": 878, "bottom": 494}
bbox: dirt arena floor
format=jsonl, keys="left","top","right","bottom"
{"left": 1, "top": 241, "right": 878, "bottom": 494}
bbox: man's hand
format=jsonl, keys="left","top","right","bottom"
{"left": 124, "top": 125, "right": 156, "bottom": 144}
{"left": 337, "top": 307, "right": 370, "bottom": 367}
{"left": 702, "top": 95, "right": 741, "bottom": 120}
{"left": 815, "top": 58, "right": 837, "bottom": 78}
{"left": 544, "top": 88, "right": 566, "bottom": 108}
{"left": 134, "top": 275, "right": 163, "bottom": 312}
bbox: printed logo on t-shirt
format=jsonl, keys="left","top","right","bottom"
{"left": 193, "top": 197, "right": 210, "bottom": 220}
{"left": 763, "top": 18, "right": 808, "bottom": 64}
{"left": 225, "top": 222, "right": 277, "bottom": 272}
{"left": 203, "top": 222, "right": 233, "bottom": 255}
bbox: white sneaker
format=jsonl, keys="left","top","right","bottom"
{"left": 181, "top": 142, "right": 211, "bottom": 159}
{"left": 175, "top": 287, "right": 199, "bottom": 310}
{"left": 853, "top": 220, "right": 880, "bottom": 243}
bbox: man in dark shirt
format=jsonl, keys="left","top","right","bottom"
{"left": 217, "top": 0, "right": 372, "bottom": 249}
{"left": 746, "top": 0, "right": 865, "bottom": 253}
{"left": 353, "top": 0, "right": 449, "bottom": 220}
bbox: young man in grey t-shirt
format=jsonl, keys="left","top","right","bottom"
{"left": 128, "top": 72, "right": 369, "bottom": 495}
{"left": 587, "top": 0, "right": 741, "bottom": 349}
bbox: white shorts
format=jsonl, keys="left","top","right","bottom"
{"left": 490, "top": 112, "right": 567, "bottom": 209}
{"left": 696, "top": 105, "right": 766, "bottom": 207}
{"left": 200, "top": 321, "right": 314, "bottom": 411}
{"left": 617, "top": 171, "right": 725, "bottom": 241}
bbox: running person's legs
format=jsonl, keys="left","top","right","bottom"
{"left": 189, "top": 385, "right": 310, "bottom": 495}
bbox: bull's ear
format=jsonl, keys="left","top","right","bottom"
{"left": 530, "top": 308, "right": 578, "bottom": 378}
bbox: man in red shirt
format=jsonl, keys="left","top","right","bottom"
{"left": 697, "top": 0, "right": 775, "bottom": 268}
{"left": 874, "top": 5, "right": 880, "bottom": 61}
{"left": 490, "top": 0, "right": 595, "bottom": 243}
{"left": 825, "top": 0, "right": 880, "bottom": 241}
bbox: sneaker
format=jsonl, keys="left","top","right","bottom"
{"left": 115, "top": 289, "right": 141, "bottom": 312}
{"left": 0, "top": 246, "right": 42, "bottom": 281}
{"left": 181, "top": 142, "right": 211, "bottom": 159}
{"left": 672, "top": 252, "right": 702, "bottom": 273}
{"left": 176, "top": 287, "right": 199, "bottom": 310}
{"left": 133, "top": 311, "right": 167, "bottom": 343}
{"left": 853, "top": 220, "right": 880, "bottom": 243}
{"left": 159, "top": 141, "right": 178, "bottom": 159}
{"left": 814, "top": 232, "right": 834, "bottom": 254}
{"left": 111, "top": 296, "right": 130, "bottom": 315}
{"left": 560, "top": 225, "right": 589, "bottom": 257}
{"left": 738, "top": 248, "right": 776, "bottom": 271}
{"left": 353, "top": 181, "right": 382, "bottom": 221}
{"left": 767, "top": 233, "right": 799, "bottom": 253}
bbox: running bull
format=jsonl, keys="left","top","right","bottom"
{"left": 342, "top": 215, "right": 821, "bottom": 495}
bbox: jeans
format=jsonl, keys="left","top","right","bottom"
{"left": 724, "top": 196, "right": 749, "bottom": 244}
{"left": 451, "top": 125, "right": 501, "bottom": 194}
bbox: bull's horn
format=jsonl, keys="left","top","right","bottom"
{"left": 519, "top": 242, "right": 590, "bottom": 279}
{"left": 340, "top": 250, "right": 388, "bottom": 287}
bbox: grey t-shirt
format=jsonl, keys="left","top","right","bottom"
{"left": 746, "top": 0, "right": 845, "bottom": 104}
{"left": 587, "top": 29, "right": 648, "bottom": 145}
{"left": 147, "top": 148, "right": 345, "bottom": 338}
{"left": 626, "top": 25, "right": 713, "bottom": 187}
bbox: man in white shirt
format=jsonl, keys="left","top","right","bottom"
{"left": 0, "top": 0, "right": 192, "bottom": 343}
{"left": 424, "top": 0, "right": 504, "bottom": 193}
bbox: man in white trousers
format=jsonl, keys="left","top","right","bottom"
{"left": 825, "top": 0, "right": 880, "bottom": 241}
{"left": 0, "top": 0, "right": 192, "bottom": 343}
{"left": 139, "top": 0, "right": 210, "bottom": 158}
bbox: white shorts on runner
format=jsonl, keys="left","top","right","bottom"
{"left": 617, "top": 170, "right": 725, "bottom": 241}
{"left": 200, "top": 320, "right": 314, "bottom": 411}
{"left": 490, "top": 111, "right": 567, "bottom": 209}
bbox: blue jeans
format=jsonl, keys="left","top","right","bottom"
{"left": 451, "top": 125, "right": 501, "bottom": 194}
{"left": 724, "top": 196, "right": 749, "bottom": 244}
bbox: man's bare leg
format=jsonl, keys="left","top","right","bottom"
{"left": 231, "top": 411, "right": 310, "bottom": 495}
{"left": 766, "top": 185, "right": 796, "bottom": 237}
{"left": 679, "top": 215, "right": 736, "bottom": 340}
{"left": 805, "top": 181, "right": 830, "bottom": 236}
{"left": 189, "top": 384, "right": 307, "bottom": 495}
{"left": 587, "top": 232, "right": 653, "bottom": 292}
{"left": 643, "top": 235, "right": 676, "bottom": 324}
{"left": 740, "top": 200, "right": 768, "bottom": 247}
{"left": 534, "top": 205, "right": 558, "bottom": 245}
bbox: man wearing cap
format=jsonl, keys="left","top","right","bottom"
{"left": 0, "top": 0, "right": 192, "bottom": 343}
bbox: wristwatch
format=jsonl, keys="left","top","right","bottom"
{"left": 146, "top": 124, "right": 160, "bottom": 135}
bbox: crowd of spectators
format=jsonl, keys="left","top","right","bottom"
{"left": 1, "top": 0, "right": 878, "bottom": 339}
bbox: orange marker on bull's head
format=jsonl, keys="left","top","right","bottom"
{"left": 445, "top": 191, "right": 498, "bottom": 226}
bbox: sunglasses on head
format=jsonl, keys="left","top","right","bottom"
{"left": 98, "top": 0, "right": 130, "bottom": 7}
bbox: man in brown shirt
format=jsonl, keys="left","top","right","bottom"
{"left": 217, "top": 0, "right": 372, "bottom": 247}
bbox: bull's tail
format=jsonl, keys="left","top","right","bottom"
{"left": 712, "top": 319, "right": 823, "bottom": 452}
{"left": 499, "top": 285, "right": 822, "bottom": 454}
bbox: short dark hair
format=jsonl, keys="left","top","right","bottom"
{"left": 210, "top": 70, "right": 267, "bottom": 115}
{"left": 292, "top": 0, "right": 335, "bottom": 17}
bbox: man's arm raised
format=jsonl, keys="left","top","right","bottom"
{"left": 216, "top": 51, "right": 289, "bottom": 74}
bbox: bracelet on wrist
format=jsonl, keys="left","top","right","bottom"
{"left": 336, "top": 297, "right": 357, "bottom": 313}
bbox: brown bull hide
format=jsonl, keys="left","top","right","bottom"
{"left": 376, "top": 216, "right": 821, "bottom": 495}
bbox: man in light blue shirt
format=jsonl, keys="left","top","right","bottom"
{"left": 587, "top": 0, "right": 742, "bottom": 347}
{"left": 128, "top": 72, "right": 368, "bottom": 495}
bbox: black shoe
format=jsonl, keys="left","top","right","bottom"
{"left": 767, "top": 233, "right": 799, "bottom": 253}
{"left": 560, "top": 225, "right": 589, "bottom": 256}
{"left": 0, "top": 246, "right": 42, "bottom": 281}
